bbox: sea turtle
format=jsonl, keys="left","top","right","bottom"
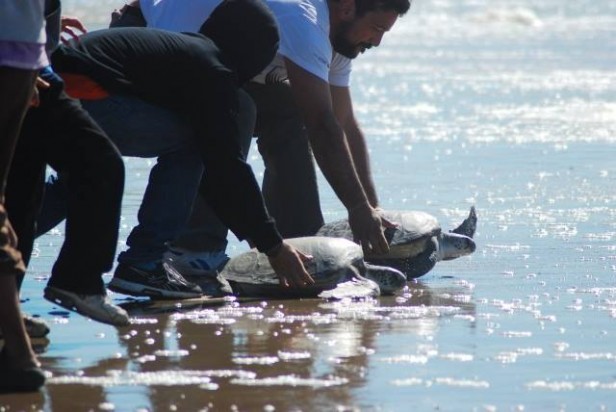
{"left": 182, "top": 237, "right": 407, "bottom": 299}
{"left": 317, "top": 206, "right": 477, "bottom": 279}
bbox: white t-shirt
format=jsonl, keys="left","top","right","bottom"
{"left": 140, "top": 0, "right": 221, "bottom": 32}
{"left": 139, "top": 0, "right": 352, "bottom": 86}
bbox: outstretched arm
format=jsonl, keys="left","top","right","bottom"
{"left": 284, "top": 58, "right": 389, "bottom": 255}
{"left": 330, "top": 84, "right": 379, "bottom": 207}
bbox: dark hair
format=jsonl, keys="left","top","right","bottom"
{"left": 355, "top": 0, "right": 411, "bottom": 17}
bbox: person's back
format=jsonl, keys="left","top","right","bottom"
{"left": 53, "top": 28, "right": 231, "bottom": 111}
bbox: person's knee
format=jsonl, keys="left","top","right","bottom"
{"left": 86, "top": 142, "right": 124, "bottom": 190}
{"left": 107, "top": 151, "right": 125, "bottom": 182}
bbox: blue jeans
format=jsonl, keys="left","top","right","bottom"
{"left": 39, "top": 94, "right": 203, "bottom": 265}
{"left": 38, "top": 91, "right": 257, "bottom": 263}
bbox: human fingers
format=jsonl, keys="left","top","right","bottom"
{"left": 30, "top": 87, "right": 40, "bottom": 108}
{"left": 370, "top": 228, "right": 390, "bottom": 255}
{"left": 380, "top": 215, "right": 399, "bottom": 229}
{"left": 30, "top": 77, "right": 50, "bottom": 107}
{"left": 296, "top": 251, "right": 315, "bottom": 285}
{"left": 36, "top": 77, "right": 50, "bottom": 89}
{"left": 61, "top": 16, "right": 88, "bottom": 34}
{"left": 284, "top": 246, "right": 314, "bottom": 287}
{"left": 268, "top": 243, "right": 312, "bottom": 288}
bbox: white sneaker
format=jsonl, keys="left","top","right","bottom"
{"left": 44, "top": 286, "right": 130, "bottom": 327}
{"left": 163, "top": 247, "right": 230, "bottom": 277}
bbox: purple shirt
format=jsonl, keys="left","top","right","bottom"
{"left": 0, "top": 41, "right": 49, "bottom": 70}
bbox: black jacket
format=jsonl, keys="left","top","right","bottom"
{"left": 51, "top": 0, "right": 283, "bottom": 253}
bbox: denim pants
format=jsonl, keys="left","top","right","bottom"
{"left": 38, "top": 91, "right": 256, "bottom": 263}
{"left": 246, "top": 80, "right": 324, "bottom": 237}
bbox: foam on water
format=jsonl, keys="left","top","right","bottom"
{"left": 230, "top": 375, "right": 349, "bottom": 388}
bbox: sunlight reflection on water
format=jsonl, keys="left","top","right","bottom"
{"left": 8, "top": 0, "right": 615, "bottom": 410}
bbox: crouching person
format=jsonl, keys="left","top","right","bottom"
{"left": 49, "top": 0, "right": 315, "bottom": 291}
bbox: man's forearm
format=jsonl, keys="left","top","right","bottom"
{"left": 344, "top": 122, "right": 379, "bottom": 207}
{"left": 308, "top": 115, "right": 370, "bottom": 210}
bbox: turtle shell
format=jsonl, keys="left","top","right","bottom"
{"left": 317, "top": 210, "right": 441, "bottom": 260}
{"left": 218, "top": 237, "right": 372, "bottom": 298}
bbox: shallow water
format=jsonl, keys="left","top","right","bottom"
{"left": 2, "top": 0, "right": 615, "bottom": 410}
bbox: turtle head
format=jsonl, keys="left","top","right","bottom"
{"left": 439, "top": 233, "right": 476, "bottom": 261}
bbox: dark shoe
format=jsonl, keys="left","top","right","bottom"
{"left": 163, "top": 247, "right": 230, "bottom": 276}
{"left": 44, "top": 286, "right": 130, "bottom": 327}
{"left": 0, "top": 314, "right": 49, "bottom": 340}
{"left": 0, "top": 350, "right": 46, "bottom": 393}
{"left": 108, "top": 262, "right": 202, "bottom": 299}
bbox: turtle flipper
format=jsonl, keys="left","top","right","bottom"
{"left": 451, "top": 206, "right": 477, "bottom": 238}
{"left": 318, "top": 278, "right": 380, "bottom": 299}
{"left": 363, "top": 263, "right": 407, "bottom": 295}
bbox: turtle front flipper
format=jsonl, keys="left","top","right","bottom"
{"left": 450, "top": 206, "right": 477, "bottom": 238}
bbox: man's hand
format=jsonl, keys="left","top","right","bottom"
{"left": 60, "top": 16, "right": 87, "bottom": 43}
{"left": 267, "top": 241, "right": 315, "bottom": 288}
{"left": 348, "top": 202, "right": 396, "bottom": 256}
{"left": 30, "top": 77, "right": 50, "bottom": 108}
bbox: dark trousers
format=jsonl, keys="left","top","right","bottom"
{"left": 6, "top": 76, "right": 124, "bottom": 294}
{"left": 0, "top": 67, "right": 37, "bottom": 278}
{"left": 245, "top": 81, "right": 324, "bottom": 238}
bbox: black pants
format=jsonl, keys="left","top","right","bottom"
{"left": 6, "top": 75, "right": 124, "bottom": 295}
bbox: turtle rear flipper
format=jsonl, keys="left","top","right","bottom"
{"left": 450, "top": 206, "right": 477, "bottom": 238}
{"left": 318, "top": 277, "right": 380, "bottom": 300}
{"left": 363, "top": 263, "right": 406, "bottom": 295}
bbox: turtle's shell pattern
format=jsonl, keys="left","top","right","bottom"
{"left": 219, "top": 237, "right": 370, "bottom": 297}
{"left": 317, "top": 210, "right": 441, "bottom": 260}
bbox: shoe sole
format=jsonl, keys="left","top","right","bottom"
{"left": 108, "top": 278, "right": 202, "bottom": 300}
{"left": 44, "top": 288, "right": 129, "bottom": 327}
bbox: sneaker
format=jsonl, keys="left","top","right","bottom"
{"left": 0, "top": 315, "right": 49, "bottom": 340}
{"left": 163, "top": 247, "right": 230, "bottom": 276}
{"left": 108, "top": 262, "right": 202, "bottom": 299}
{"left": 44, "top": 286, "right": 130, "bottom": 327}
